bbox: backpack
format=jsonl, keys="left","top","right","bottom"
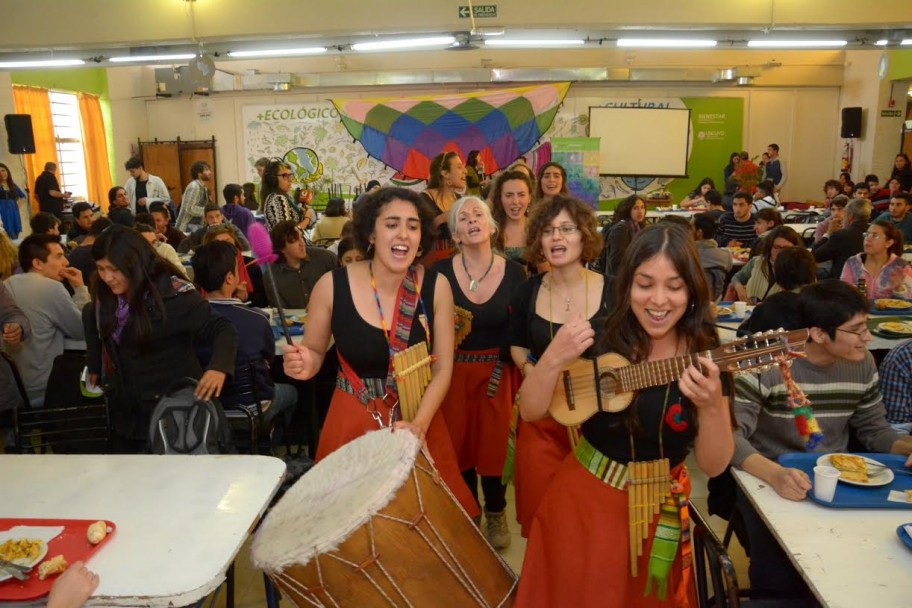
{"left": 148, "top": 378, "right": 233, "bottom": 455}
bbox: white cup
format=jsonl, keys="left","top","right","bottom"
{"left": 733, "top": 301, "right": 747, "bottom": 319}
{"left": 672, "top": 204, "right": 679, "bottom": 210}
{"left": 813, "top": 465, "right": 840, "bottom": 502}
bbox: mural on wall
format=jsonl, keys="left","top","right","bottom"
{"left": 242, "top": 96, "right": 742, "bottom": 204}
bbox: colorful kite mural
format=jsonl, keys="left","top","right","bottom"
{"left": 331, "top": 82, "right": 571, "bottom": 180}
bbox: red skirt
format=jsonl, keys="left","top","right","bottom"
{"left": 516, "top": 455, "right": 695, "bottom": 608}
{"left": 514, "top": 415, "right": 572, "bottom": 538}
{"left": 439, "top": 351, "right": 515, "bottom": 476}
{"left": 316, "top": 387, "right": 481, "bottom": 518}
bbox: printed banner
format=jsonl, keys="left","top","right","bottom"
{"left": 551, "top": 137, "right": 601, "bottom": 208}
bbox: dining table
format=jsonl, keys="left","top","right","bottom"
{"left": 0, "top": 454, "right": 285, "bottom": 607}
{"left": 732, "top": 466, "right": 912, "bottom": 608}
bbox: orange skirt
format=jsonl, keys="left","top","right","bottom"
{"left": 514, "top": 415, "right": 572, "bottom": 538}
{"left": 439, "top": 351, "right": 515, "bottom": 476}
{"left": 516, "top": 455, "right": 695, "bottom": 608}
{"left": 316, "top": 388, "right": 481, "bottom": 518}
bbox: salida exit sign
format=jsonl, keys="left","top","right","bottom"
{"left": 458, "top": 5, "right": 497, "bottom": 18}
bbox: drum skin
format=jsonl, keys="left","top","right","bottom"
{"left": 272, "top": 449, "right": 516, "bottom": 607}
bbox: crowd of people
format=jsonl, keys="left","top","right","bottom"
{"left": 1, "top": 146, "right": 911, "bottom": 607}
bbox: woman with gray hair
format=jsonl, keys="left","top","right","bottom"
{"left": 812, "top": 197, "right": 871, "bottom": 279}
{"left": 431, "top": 196, "right": 526, "bottom": 549}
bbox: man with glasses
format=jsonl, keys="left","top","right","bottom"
{"left": 176, "top": 161, "right": 212, "bottom": 232}
{"left": 728, "top": 279, "right": 912, "bottom": 597}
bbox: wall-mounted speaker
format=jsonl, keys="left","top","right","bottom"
{"left": 841, "top": 107, "right": 862, "bottom": 139}
{"left": 4, "top": 114, "right": 36, "bottom": 154}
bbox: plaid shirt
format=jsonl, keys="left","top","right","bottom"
{"left": 176, "top": 179, "right": 209, "bottom": 232}
{"left": 880, "top": 340, "right": 912, "bottom": 425}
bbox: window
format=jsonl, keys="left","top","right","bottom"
{"left": 48, "top": 91, "right": 87, "bottom": 199}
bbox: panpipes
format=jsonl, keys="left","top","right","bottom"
{"left": 454, "top": 306, "right": 473, "bottom": 349}
{"left": 626, "top": 458, "right": 671, "bottom": 577}
{"left": 391, "top": 342, "right": 434, "bottom": 422}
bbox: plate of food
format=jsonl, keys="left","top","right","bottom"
{"left": 0, "top": 538, "right": 47, "bottom": 582}
{"left": 816, "top": 453, "right": 894, "bottom": 487}
{"left": 876, "top": 321, "right": 912, "bottom": 337}
{"left": 874, "top": 298, "right": 912, "bottom": 312}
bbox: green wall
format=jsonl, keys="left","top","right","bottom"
{"left": 10, "top": 67, "right": 117, "bottom": 184}
{"left": 887, "top": 50, "right": 912, "bottom": 81}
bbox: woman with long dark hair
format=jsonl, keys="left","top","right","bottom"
{"left": 534, "top": 162, "right": 568, "bottom": 205}
{"left": 601, "top": 194, "right": 646, "bottom": 286}
{"left": 420, "top": 151, "right": 466, "bottom": 267}
{"left": 281, "top": 187, "right": 478, "bottom": 517}
{"left": 890, "top": 153, "right": 912, "bottom": 192}
{"left": 680, "top": 177, "right": 715, "bottom": 209}
{"left": 465, "top": 150, "right": 488, "bottom": 197}
{"left": 840, "top": 219, "right": 910, "bottom": 299}
{"left": 516, "top": 222, "right": 733, "bottom": 607}
{"left": 731, "top": 225, "right": 801, "bottom": 303}
{"left": 0, "top": 163, "right": 25, "bottom": 239}
{"left": 491, "top": 169, "right": 534, "bottom": 266}
{"left": 83, "top": 226, "right": 237, "bottom": 452}
{"left": 311, "top": 197, "right": 348, "bottom": 242}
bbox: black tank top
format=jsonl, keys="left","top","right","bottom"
{"left": 331, "top": 266, "right": 436, "bottom": 378}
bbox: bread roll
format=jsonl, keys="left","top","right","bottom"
{"left": 87, "top": 521, "right": 107, "bottom": 545}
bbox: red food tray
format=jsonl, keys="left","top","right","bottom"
{"left": 0, "top": 518, "right": 116, "bottom": 601}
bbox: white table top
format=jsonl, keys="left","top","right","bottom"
{"left": 0, "top": 454, "right": 285, "bottom": 607}
{"left": 732, "top": 468, "right": 912, "bottom": 608}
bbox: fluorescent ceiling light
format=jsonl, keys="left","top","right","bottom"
{"left": 0, "top": 58, "right": 85, "bottom": 68}
{"left": 228, "top": 47, "right": 326, "bottom": 58}
{"left": 617, "top": 38, "right": 717, "bottom": 48}
{"left": 747, "top": 40, "right": 847, "bottom": 48}
{"left": 109, "top": 53, "right": 195, "bottom": 63}
{"left": 875, "top": 40, "right": 889, "bottom": 46}
{"left": 902, "top": 39, "right": 912, "bottom": 46}
{"left": 484, "top": 39, "right": 585, "bottom": 47}
{"left": 351, "top": 36, "right": 455, "bottom": 52}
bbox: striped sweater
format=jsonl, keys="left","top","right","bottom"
{"left": 732, "top": 352, "right": 899, "bottom": 467}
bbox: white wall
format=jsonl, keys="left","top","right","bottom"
{"left": 133, "top": 82, "right": 839, "bottom": 203}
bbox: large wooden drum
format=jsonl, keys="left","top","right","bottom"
{"left": 251, "top": 429, "right": 517, "bottom": 607}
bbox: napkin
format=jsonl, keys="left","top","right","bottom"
{"left": 0, "top": 525, "right": 65, "bottom": 544}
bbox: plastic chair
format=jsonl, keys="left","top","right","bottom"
{"left": 220, "top": 360, "right": 276, "bottom": 455}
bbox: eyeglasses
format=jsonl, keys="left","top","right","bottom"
{"left": 862, "top": 232, "right": 884, "bottom": 240}
{"left": 836, "top": 326, "right": 871, "bottom": 338}
{"left": 542, "top": 224, "right": 579, "bottom": 238}
{"left": 277, "top": 172, "right": 294, "bottom": 179}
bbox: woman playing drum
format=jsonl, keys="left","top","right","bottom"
{"left": 515, "top": 223, "right": 734, "bottom": 607}
{"left": 431, "top": 196, "right": 526, "bottom": 548}
{"left": 508, "top": 195, "right": 609, "bottom": 537}
{"left": 282, "top": 187, "right": 478, "bottom": 517}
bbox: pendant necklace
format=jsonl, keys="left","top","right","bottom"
{"left": 462, "top": 250, "right": 495, "bottom": 292}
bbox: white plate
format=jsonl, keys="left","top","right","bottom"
{"left": 0, "top": 538, "right": 48, "bottom": 583}
{"left": 816, "top": 454, "right": 895, "bottom": 487}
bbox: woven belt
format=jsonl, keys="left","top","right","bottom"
{"left": 335, "top": 374, "right": 386, "bottom": 404}
{"left": 453, "top": 351, "right": 500, "bottom": 364}
{"left": 575, "top": 435, "right": 629, "bottom": 490}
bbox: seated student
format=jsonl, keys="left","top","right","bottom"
{"left": 336, "top": 235, "right": 365, "bottom": 267}
{"left": 698, "top": 188, "right": 726, "bottom": 223}
{"left": 840, "top": 219, "right": 911, "bottom": 300}
{"left": 220, "top": 183, "right": 255, "bottom": 237}
{"left": 177, "top": 203, "right": 250, "bottom": 254}
{"left": 692, "top": 213, "right": 733, "bottom": 300}
{"left": 813, "top": 194, "right": 849, "bottom": 244}
{"left": 310, "top": 197, "right": 349, "bottom": 242}
{"left": 875, "top": 192, "right": 912, "bottom": 245}
{"left": 730, "top": 280, "right": 912, "bottom": 597}
{"left": 812, "top": 197, "right": 870, "bottom": 279}
{"left": 264, "top": 220, "right": 337, "bottom": 309}
{"left": 737, "top": 247, "right": 816, "bottom": 335}
{"left": 751, "top": 180, "right": 779, "bottom": 213}
{"left": 200, "top": 225, "right": 260, "bottom": 304}
{"left": 134, "top": 222, "right": 188, "bottom": 279}
{"left": 66, "top": 202, "right": 95, "bottom": 248}
{"left": 148, "top": 202, "right": 186, "bottom": 250}
{"left": 5, "top": 234, "right": 89, "bottom": 406}
{"left": 68, "top": 217, "right": 113, "bottom": 286}
{"left": 0, "top": 281, "right": 31, "bottom": 413}
{"left": 853, "top": 183, "right": 870, "bottom": 201}
{"left": 191, "top": 241, "right": 298, "bottom": 437}
{"left": 750, "top": 207, "right": 784, "bottom": 257}
{"left": 30, "top": 212, "right": 61, "bottom": 236}
{"left": 716, "top": 190, "right": 758, "bottom": 249}
{"left": 107, "top": 187, "right": 135, "bottom": 227}
{"left": 680, "top": 177, "right": 715, "bottom": 209}
{"left": 731, "top": 225, "right": 801, "bottom": 303}
{"left": 880, "top": 339, "right": 912, "bottom": 434}
{"left": 241, "top": 182, "right": 259, "bottom": 212}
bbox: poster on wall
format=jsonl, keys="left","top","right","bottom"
{"left": 551, "top": 137, "right": 601, "bottom": 208}
{"left": 241, "top": 102, "right": 402, "bottom": 203}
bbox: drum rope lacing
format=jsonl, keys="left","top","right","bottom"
{"left": 269, "top": 460, "right": 511, "bottom": 607}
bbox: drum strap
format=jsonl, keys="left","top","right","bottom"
{"left": 336, "top": 356, "right": 395, "bottom": 428}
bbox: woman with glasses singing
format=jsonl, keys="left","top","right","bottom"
{"left": 262, "top": 160, "right": 303, "bottom": 232}
{"left": 840, "top": 219, "right": 912, "bottom": 300}
{"left": 507, "top": 196, "right": 608, "bottom": 539}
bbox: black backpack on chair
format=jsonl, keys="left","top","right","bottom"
{"left": 148, "top": 378, "right": 234, "bottom": 455}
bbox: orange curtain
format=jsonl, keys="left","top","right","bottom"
{"left": 11, "top": 85, "right": 58, "bottom": 215}
{"left": 78, "top": 93, "right": 112, "bottom": 212}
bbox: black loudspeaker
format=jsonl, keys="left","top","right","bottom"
{"left": 840, "top": 107, "right": 862, "bottom": 139}
{"left": 4, "top": 114, "right": 35, "bottom": 154}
